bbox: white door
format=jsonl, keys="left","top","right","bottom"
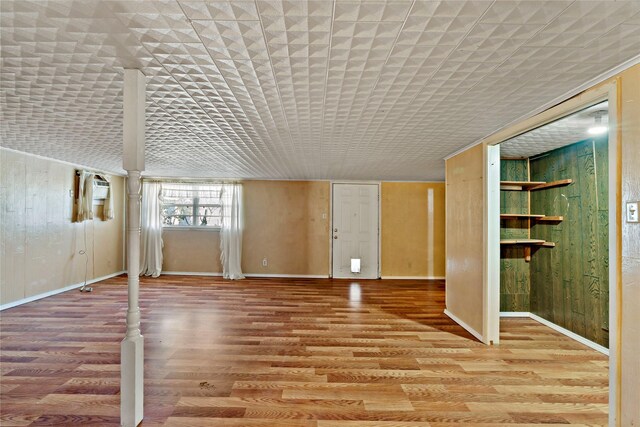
{"left": 332, "top": 183, "right": 379, "bottom": 279}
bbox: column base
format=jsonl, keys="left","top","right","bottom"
{"left": 121, "top": 334, "right": 144, "bottom": 427}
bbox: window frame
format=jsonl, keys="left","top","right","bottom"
{"left": 161, "top": 183, "right": 223, "bottom": 231}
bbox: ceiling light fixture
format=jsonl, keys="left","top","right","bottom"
{"left": 588, "top": 111, "right": 608, "bottom": 135}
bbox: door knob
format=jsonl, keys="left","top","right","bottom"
{"left": 334, "top": 228, "right": 338, "bottom": 232}
{"left": 334, "top": 235, "right": 338, "bottom": 239}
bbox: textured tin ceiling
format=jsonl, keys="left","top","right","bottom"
{"left": 500, "top": 101, "right": 609, "bottom": 158}
{"left": 1, "top": 1, "right": 639, "bottom": 180}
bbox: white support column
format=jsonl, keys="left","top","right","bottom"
{"left": 121, "top": 69, "right": 146, "bottom": 427}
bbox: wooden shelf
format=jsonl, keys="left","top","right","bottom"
{"left": 500, "top": 213, "right": 545, "bottom": 219}
{"left": 500, "top": 181, "right": 545, "bottom": 191}
{"left": 529, "top": 179, "right": 573, "bottom": 191}
{"left": 500, "top": 214, "right": 564, "bottom": 222}
{"left": 501, "top": 239, "right": 556, "bottom": 262}
{"left": 501, "top": 239, "right": 556, "bottom": 248}
{"left": 500, "top": 174, "right": 570, "bottom": 262}
{"left": 501, "top": 239, "right": 546, "bottom": 245}
{"left": 500, "top": 179, "right": 573, "bottom": 191}
{"left": 536, "top": 215, "right": 563, "bottom": 222}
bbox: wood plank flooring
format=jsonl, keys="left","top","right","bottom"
{"left": 0, "top": 276, "right": 608, "bottom": 426}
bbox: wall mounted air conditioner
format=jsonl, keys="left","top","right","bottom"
{"left": 93, "top": 178, "right": 110, "bottom": 201}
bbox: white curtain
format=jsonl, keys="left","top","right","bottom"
{"left": 140, "top": 182, "right": 163, "bottom": 277}
{"left": 102, "top": 174, "right": 114, "bottom": 221}
{"left": 220, "top": 183, "right": 244, "bottom": 280}
{"left": 76, "top": 170, "right": 94, "bottom": 222}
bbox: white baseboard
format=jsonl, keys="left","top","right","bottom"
{"left": 528, "top": 313, "right": 609, "bottom": 355}
{"left": 162, "top": 271, "right": 223, "bottom": 277}
{"left": 444, "top": 309, "right": 484, "bottom": 343}
{"left": 499, "top": 311, "right": 530, "bottom": 317}
{"left": 244, "top": 273, "right": 329, "bottom": 279}
{"left": 500, "top": 311, "right": 609, "bottom": 355}
{"left": 161, "top": 271, "right": 329, "bottom": 279}
{"left": 381, "top": 276, "right": 445, "bottom": 280}
{"left": 0, "top": 271, "right": 125, "bottom": 311}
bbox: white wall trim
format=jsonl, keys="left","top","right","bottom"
{"left": 140, "top": 176, "right": 446, "bottom": 184}
{"left": 0, "top": 271, "right": 125, "bottom": 311}
{"left": 500, "top": 312, "right": 609, "bottom": 355}
{"left": 162, "top": 271, "right": 223, "bottom": 277}
{"left": 0, "top": 147, "right": 126, "bottom": 177}
{"left": 444, "top": 53, "right": 640, "bottom": 160}
{"left": 605, "top": 82, "right": 620, "bottom": 427}
{"left": 244, "top": 273, "right": 329, "bottom": 279}
{"left": 530, "top": 313, "right": 610, "bottom": 356}
{"left": 484, "top": 144, "right": 501, "bottom": 345}
{"left": 444, "top": 309, "right": 484, "bottom": 343}
{"left": 499, "top": 311, "right": 530, "bottom": 317}
{"left": 161, "top": 271, "right": 329, "bottom": 279}
{"left": 381, "top": 276, "right": 445, "bottom": 280}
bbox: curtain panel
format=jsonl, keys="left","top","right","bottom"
{"left": 102, "top": 174, "right": 114, "bottom": 220}
{"left": 220, "top": 183, "right": 244, "bottom": 280}
{"left": 76, "top": 170, "right": 94, "bottom": 222}
{"left": 140, "top": 182, "right": 164, "bottom": 277}
{"left": 76, "top": 170, "right": 115, "bottom": 222}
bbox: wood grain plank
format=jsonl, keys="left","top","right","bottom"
{"left": 0, "top": 275, "right": 608, "bottom": 425}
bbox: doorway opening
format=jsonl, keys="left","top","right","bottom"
{"left": 497, "top": 100, "right": 611, "bottom": 353}
{"left": 485, "top": 83, "right": 619, "bottom": 424}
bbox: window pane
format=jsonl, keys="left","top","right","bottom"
{"left": 196, "top": 205, "right": 221, "bottom": 227}
{"left": 160, "top": 183, "right": 223, "bottom": 228}
{"left": 163, "top": 215, "right": 193, "bottom": 226}
{"left": 162, "top": 205, "right": 193, "bottom": 226}
{"left": 197, "top": 216, "right": 222, "bottom": 227}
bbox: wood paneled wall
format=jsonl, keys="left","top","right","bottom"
{"left": 449, "top": 63, "right": 639, "bottom": 423}
{"left": 445, "top": 144, "right": 485, "bottom": 338}
{"left": 529, "top": 137, "right": 609, "bottom": 348}
{"left": 381, "top": 182, "right": 445, "bottom": 278}
{"left": 618, "top": 63, "right": 640, "bottom": 427}
{"left": 0, "top": 149, "right": 125, "bottom": 306}
{"left": 163, "top": 180, "right": 331, "bottom": 276}
{"left": 242, "top": 180, "right": 330, "bottom": 276}
{"left": 498, "top": 139, "right": 610, "bottom": 348}
{"left": 500, "top": 160, "right": 531, "bottom": 312}
{"left": 163, "top": 180, "right": 446, "bottom": 278}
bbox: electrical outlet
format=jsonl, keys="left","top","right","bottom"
{"left": 262, "top": 257, "right": 268, "bottom": 267}
{"left": 627, "top": 202, "right": 639, "bottom": 223}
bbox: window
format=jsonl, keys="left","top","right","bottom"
{"left": 161, "top": 183, "right": 223, "bottom": 228}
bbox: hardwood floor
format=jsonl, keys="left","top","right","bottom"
{"left": 1, "top": 276, "right": 608, "bottom": 426}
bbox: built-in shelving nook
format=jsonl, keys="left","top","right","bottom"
{"left": 500, "top": 177, "right": 572, "bottom": 258}
{"left": 498, "top": 100, "right": 610, "bottom": 350}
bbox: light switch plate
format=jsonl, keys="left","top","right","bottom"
{"left": 627, "top": 202, "right": 639, "bottom": 223}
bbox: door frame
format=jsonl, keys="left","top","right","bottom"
{"left": 329, "top": 181, "right": 381, "bottom": 279}
{"left": 484, "top": 81, "right": 619, "bottom": 425}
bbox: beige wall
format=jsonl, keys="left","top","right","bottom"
{"left": 162, "top": 229, "right": 221, "bottom": 273}
{"left": 381, "top": 182, "right": 445, "bottom": 278}
{"left": 0, "top": 149, "right": 125, "bottom": 306}
{"left": 444, "top": 144, "right": 485, "bottom": 337}
{"left": 162, "top": 180, "right": 331, "bottom": 276}
{"left": 243, "top": 180, "right": 330, "bottom": 275}
{"left": 164, "top": 180, "right": 446, "bottom": 278}
{"left": 618, "top": 64, "right": 640, "bottom": 427}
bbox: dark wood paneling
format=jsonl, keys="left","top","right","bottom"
{"left": 500, "top": 160, "right": 530, "bottom": 312}
{"left": 530, "top": 137, "right": 609, "bottom": 347}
